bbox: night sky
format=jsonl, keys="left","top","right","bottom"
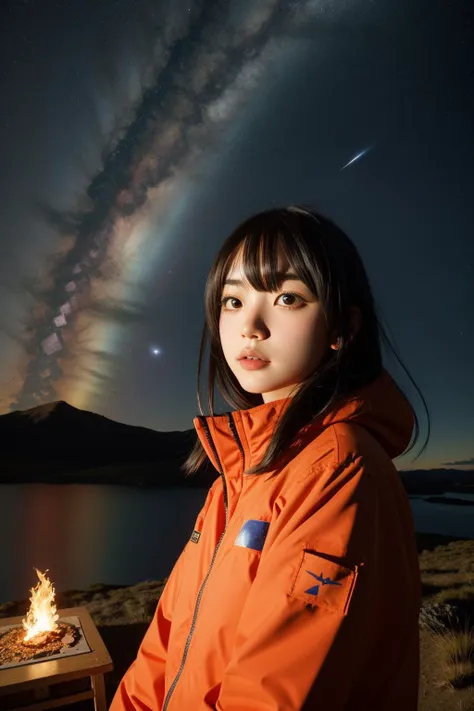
{"left": 0, "top": 0, "right": 473, "bottom": 472}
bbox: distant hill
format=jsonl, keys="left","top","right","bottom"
{"left": 0, "top": 401, "right": 472, "bottom": 493}
{"left": 398, "top": 467, "right": 474, "bottom": 496}
{"left": 0, "top": 401, "right": 216, "bottom": 488}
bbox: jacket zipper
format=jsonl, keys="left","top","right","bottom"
{"left": 162, "top": 413, "right": 244, "bottom": 711}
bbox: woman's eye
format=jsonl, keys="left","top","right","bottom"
{"left": 220, "top": 296, "right": 241, "bottom": 309}
{"left": 279, "top": 293, "right": 301, "bottom": 307}
{"left": 220, "top": 293, "right": 304, "bottom": 310}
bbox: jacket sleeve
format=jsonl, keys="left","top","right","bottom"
{"left": 109, "top": 484, "right": 217, "bottom": 711}
{"left": 214, "top": 454, "right": 378, "bottom": 711}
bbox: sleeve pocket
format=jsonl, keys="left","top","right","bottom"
{"left": 288, "top": 549, "right": 361, "bottom": 617}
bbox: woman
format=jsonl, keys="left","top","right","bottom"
{"left": 110, "top": 205, "right": 429, "bottom": 710}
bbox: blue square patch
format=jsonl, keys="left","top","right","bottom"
{"left": 234, "top": 519, "right": 270, "bottom": 552}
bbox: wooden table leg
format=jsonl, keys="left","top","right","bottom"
{"left": 91, "top": 673, "right": 106, "bottom": 711}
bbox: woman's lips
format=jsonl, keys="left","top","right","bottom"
{"left": 238, "top": 358, "right": 270, "bottom": 370}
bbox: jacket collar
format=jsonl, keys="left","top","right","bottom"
{"left": 193, "top": 368, "right": 414, "bottom": 480}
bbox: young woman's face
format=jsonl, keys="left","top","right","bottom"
{"left": 219, "top": 247, "right": 336, "bottom": 403}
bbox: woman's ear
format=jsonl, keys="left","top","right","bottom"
{"left": 330, "top": 306, "right": 362, "bottom": 350}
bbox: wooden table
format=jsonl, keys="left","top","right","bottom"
{"left": 0, "top": 607, "right": 113, "bottom": 711}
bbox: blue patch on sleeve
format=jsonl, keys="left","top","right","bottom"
{"left": 234, "top": 519, "right": 270, "bottom": 552}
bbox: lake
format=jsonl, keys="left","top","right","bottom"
{"left": 1, "top": 484, "right": 473, "bottom": 605}
{"left": 408, "top": 492, "right": 474, "bottom": 538}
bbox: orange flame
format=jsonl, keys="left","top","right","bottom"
{"left": 22, "top": 569, "right": 59, "bottom": 642}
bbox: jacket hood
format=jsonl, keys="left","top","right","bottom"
{"left": 193, "top": 368, "right": 415, "bottom": 477}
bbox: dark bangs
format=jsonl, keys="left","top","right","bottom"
{"left": 215, "top": 216, "right": 326, "bottom": 301}
{"left": 182, "top": 205, "right": 430, "bottom": 478}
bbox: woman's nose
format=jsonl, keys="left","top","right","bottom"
{"left": 241, "top": 313, "right": 270, "bottom": 339}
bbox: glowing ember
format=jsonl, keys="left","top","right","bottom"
{"left": 0, "top": 622, "right": 80, "bottom": 666}
{"left": 22, "top": 569, "right": 59, "bottom": 643}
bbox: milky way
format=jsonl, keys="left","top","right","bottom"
{"left": 8, "top": 0, "right": 364, "bottom": 412}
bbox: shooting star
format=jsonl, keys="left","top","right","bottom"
{"left": 340, "top": 146, "right": 373, "bottom": 171}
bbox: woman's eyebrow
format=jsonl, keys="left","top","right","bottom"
{"left": 224, "top": 271, "right": 300, "bottom": 287}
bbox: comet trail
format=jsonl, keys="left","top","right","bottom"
{"left": 340, "top": 146, "right": 373, "bottom": 171}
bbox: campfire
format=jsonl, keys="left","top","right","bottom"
{"left": 0, "top": 569, "right": 82, "bottom": 667}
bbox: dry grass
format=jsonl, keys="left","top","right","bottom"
{"left": 0, "top": 580, "right": 167, "bottom": 629}
{"left": 418, "top": 535, "right": 474, "bottom": 710}
{"left": 435, "top": 619, "right": 474, "bottom": 690}
{"left": 1, "top": 533, "right": 474, "bottom": 709}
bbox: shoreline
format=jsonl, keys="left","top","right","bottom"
{"left": 1, "top": 531, "right": 472, "bottom": 612}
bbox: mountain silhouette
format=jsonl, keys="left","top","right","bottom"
{"left": 0, "top": 401, "right": 472, "bottom": 492}
{"left": 0, "top": 401, "right": 216, "bottom": 487}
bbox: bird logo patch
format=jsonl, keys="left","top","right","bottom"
{"left": 303, "top": 570, "right": 342, "bottom": 596}
{"left": 288, "top": 549, "right": 361, "bottom": 616}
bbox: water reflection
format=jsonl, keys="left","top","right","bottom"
{"left": 2, "top": 484, "right": 208, "bottom": 605}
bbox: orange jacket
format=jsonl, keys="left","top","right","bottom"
{"left": 110, "top": 369, "right": 421, "bottom": 711}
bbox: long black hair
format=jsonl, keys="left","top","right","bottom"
{"left": 182, "top": 205, "right": 430, "bottom": 477}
